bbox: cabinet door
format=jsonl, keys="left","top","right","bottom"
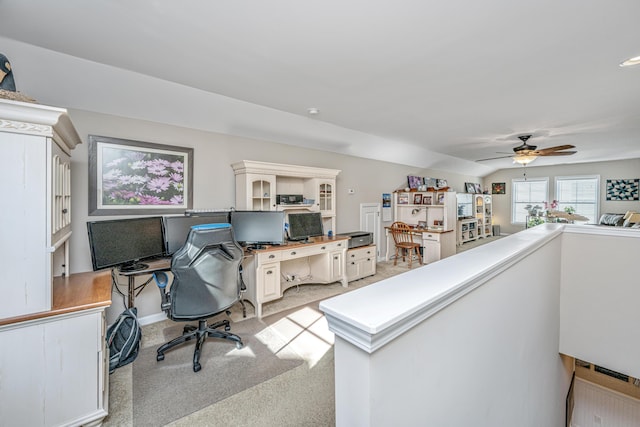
{"left": 249, "top": 174, "right": 277, "bottom": 210}
{"left": 318, "top": 180, "right": 335, "bottom": 214}
{"left": 360, "top": 256, "right": 376, "bottom": 278}
{"left": 259, "top": 262, "right": 281, "bottom": 302}
{"left": 0, "top": 311, "right": 105, "bottom": 426}
{"left": 329, "top": 250, "right": 344, "bottom": 282}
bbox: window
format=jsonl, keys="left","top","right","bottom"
{"left": 555, "top": 176, "right": 599, "bottom": 224}
{"left": 512, "top": 178, "right": 548, "bottom": 224}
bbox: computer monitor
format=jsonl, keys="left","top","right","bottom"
{"left": 230, "top": 210, "right": 285, "bottom": 249}
{"left": 87, "top": 216, "right": 165, "bottom": 272}
{"left": 287, "top": 212, "right": 324, "bottom": 242}
{"left": 163, "top": 213, "right": 230, "bottom": 255}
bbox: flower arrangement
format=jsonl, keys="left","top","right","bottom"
{"left": 543, "top": 200, "right": 558, "bottom": 210}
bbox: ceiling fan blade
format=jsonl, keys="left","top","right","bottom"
{"left": 476, "top": 154, "right": 514, "bottom": 162}
{"left": 532, "top": 144, "right": 576, "bottom": 155}
{"left": 537, "top": 151, "right": 577, "bottom": 156}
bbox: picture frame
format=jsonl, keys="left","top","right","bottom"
{"left": 423, "top": 195, "right": 432, "bottom": 205}
{"left": 413, "top": 193, "right": 423, "bottom": 204}
{"left": 437, "top": 193, "right": 445, "bottom": 205}
{"left": 492, "top": 182, "right": 505, "bottom": 194}
{"left": 436, "top": 178, "right": 448, "bottom": 189}
{"left": 88, "top": 135, "right": 194, "bottom": 215}
{"left": 465, "top": 182, "right": 476, "bottom": 193}
{"left": 606, "top": 179, "right": 639, "bottom": 201}
{"left": 418, "top": 221, "right": 427, "bottom": 229}
{"left": 397, "top": 193, "right": 409, "bottom": 204}
{"left": 474, "top": 183, "right": 482, "bottom": 194}
{"left": 407, "top": 175, "right": 423, "bottom": 189}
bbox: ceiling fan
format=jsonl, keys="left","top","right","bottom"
{"left": 477, "top": 135, "right": 577, "bottom": 165}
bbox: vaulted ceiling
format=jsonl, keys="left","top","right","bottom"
{"left": 1, "top": 1, "right": 639, "bottom": 176}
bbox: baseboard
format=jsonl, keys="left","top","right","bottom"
{"left": 138, "top": 312, "right": 167, "bottom": 326}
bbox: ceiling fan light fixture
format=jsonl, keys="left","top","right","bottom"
{"left": 620, "top": 55, "right": 640, "bottom": 67}
{"left": 513, "top": 155, "right": 537, "bottom": 165}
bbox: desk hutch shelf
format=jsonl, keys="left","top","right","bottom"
{"left": 232, "top": 160, "right": 341, "bottom": 234}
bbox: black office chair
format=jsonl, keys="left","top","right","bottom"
{"left": 154, "top": 223, "right": 244, "bottom": 372}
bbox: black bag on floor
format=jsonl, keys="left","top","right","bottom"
{"left": 106, "top": 307, "right": 142, "bottom": 374}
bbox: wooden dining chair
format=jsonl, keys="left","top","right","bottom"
{"left": 390, "top": 221, "right": 422, "bottom": 268}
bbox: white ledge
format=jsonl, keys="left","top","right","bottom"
{"left": 320, "top": 223, "right": 565, "bottom": 353}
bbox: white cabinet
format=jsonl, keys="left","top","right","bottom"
{"left": 474, "top": 195, "right": 493, "bottom": 238}
{"left": 0, "top": 99, "right": 81, "bottom": 319}
{"left": 0, "top": 310, "right": 107, "bottom": 426}
{"left": 346, "top": 245, "right": 377, "bottom": 281}
{"left": 232, "top": 160, "right": 341, "bottom": 234}
{"left": 457, "top": 218, "right": 478, "bottom": 245}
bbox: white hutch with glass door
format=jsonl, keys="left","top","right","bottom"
{"left": 0, "top": 99, "right": 110, "bottom": 426}
{"left": 475, "top": 194, "right": 493, "bottom": 238}
{"left": 231, "top": 160, "right": 340, "bottom": 234}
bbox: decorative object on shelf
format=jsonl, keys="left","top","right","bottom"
{"left": 407, "top": 175, "right": 423, "bottom": 189}
{"left": 423, "top": 195, "right": 432, "bottom": 205}
{"left": 0, "top": 53, "right": 16, "bottom": 91}
{"left": 88, "top": 135, "right": 194, "bottom": 215}
{"left": 474, "top": 183, "right": 482, "bottom": 194}
{"left": 465, "top": 182, "right": 476, "bottom": 193}
{"left": 436, "top": 178, "right": 448, "bottom": 189}
{"left": 606, "top": 179, "right": 639, "bottom": 201}
{"left": 491, "top": 182, "right": 505, "bottom": 194}
{"left": 413, "top": 193, "right": 423, "bottom": 204}
{"left": 437, "top": 193, "right": 445, "bottom": 205}
{"left": 397, "top": 193, "right": 409, "bottom": 204}
{"left": 418, "top": 221, "right": 427, "bottom": 228}
{"left": 424, "top": 177, "right": 437, "bottom": 189}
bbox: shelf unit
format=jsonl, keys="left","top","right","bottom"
{"left": 393, "top": 190, "right": 457, "bottom": 231}
{"left": 475, "top": 194, "right": 493, "bottom": 238}
{"left": 457, "top": 218, "right": 478, "bottom": 245}
{"left": 232, "top": 160, "right": 341, "bottom": 234}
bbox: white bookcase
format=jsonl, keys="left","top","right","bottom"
{"left": 475, "top": 194, "right": 493, "bottom": 238}
{"left": 393, "top": 190, "right": 457, "bottom": 231}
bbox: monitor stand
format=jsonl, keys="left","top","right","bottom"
{"left": 119, "top": 262, "right": 149, "bottom": 273}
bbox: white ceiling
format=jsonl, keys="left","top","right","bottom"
{"left": 1, "top": 1, "right": 639, "bottom": 177}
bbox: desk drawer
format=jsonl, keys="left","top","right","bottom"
{"left": 257, "top": 251, "right": 282, "bottom": 264}
{"left": 422, "top": 233, "right": 441, "bottom": 242}
{"left": 348, "top": 245, "right": 375, "bottom": 261}
{"left": 281, "top": 245, "right": 324, "bottom": 260}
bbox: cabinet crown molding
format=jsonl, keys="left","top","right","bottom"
{"left": 231, "top": 160, "right": 340, "bottom": 179}
{"left": 0, "top": 99, "right": 81, "bottom": 150}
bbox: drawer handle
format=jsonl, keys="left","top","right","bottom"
{"left": 350, "top": 254, "right": 355, "bottom": 258}
{"left": 321, "top": 246, "right": 326, "bottom": 250}
{"left": 266, "top": 270, "right": 273, "bottom": 275}
{"left": 337, "top": 243, "right": 342, "bottom": 247}
{"left": 290, "top": 251, "right": 297, "bottom": 256}
{"left": 351, "top": 262, "right": 355, "bottom": 265}
{"left": 269, "top": 254, "right": 275, "bottom": 259}
{"left": 334, "top": 256, "right": 339, "bottom": 260}
{"left": 62, "top": 208, "right": 68, "bottom": 214}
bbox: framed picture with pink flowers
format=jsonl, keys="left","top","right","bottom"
{"left": 88, "top": 135, "right": 194, "bottom": 215}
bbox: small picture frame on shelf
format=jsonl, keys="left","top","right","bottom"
{"left": 423, "top": 195, "right": 432, "bottom": 205}
{"left": 413, "top": 194, "right": 423, "bottom": 204}
{"left": 418, "top": 221, "right": 427, "bottom": 229}
{"left": 465, "top": 182, "right": 476, "bottom": 193}
{"left": 397, "top": 193, "right": 409, "bottom": 204}
{"left": 437, "top": 193, "right": 445, "bottom": 205}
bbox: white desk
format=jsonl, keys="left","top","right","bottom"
{"left": 241, "top": 236, "right": 349, "bottom": 317}
{"left": 384, "top": 227, "right": 456, "bottom": 264}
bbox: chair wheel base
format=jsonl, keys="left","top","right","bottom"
{"left": 193, "top": 362, "right": 201, "bottom": 372}
{"left": 236, "top": 341, "right": 244, "bottom": 350}
{"left": 157, "top": 353, "right": 165, "bottom": 361}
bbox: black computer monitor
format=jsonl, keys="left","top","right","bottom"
{"left": 163, "top": 213, "right": 230, "bottom": 255}
{"left": 87, "top": 216, "right": 165, "bottom": 272}
{"left": 230, "top": 210, "right": 285, "bottom": 249}
{"left": 287, "top": 212, "right": 324, "bottom": 242}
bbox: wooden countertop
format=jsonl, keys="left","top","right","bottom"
{"left": 385, "top": 226, "right": 454, "bottom": 234}
{"left": 0, "top": 270, "right": 112, "bottom": 326}
{"left": 247, "top": 235, "right": 350, "bottom": 253}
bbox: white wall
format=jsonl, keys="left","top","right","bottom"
{"left": 322, "top": 225, "right": 572, "bottom": 426}
{"left": 560, "top": 227, "right": 640, "bottom": 379}
{"left": 482, "top": 159, "right": 640, "bottom": 235}
{"left": 66, "top": 109, "right": 482, "bottom": 323}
